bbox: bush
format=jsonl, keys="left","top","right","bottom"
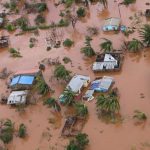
{"left": 57, "top": 19, "right": 69, "bottom": 27}
{"left": 36, "top": 3, "right": 47, "bottom": 12}
{"left": 63, "top": 39, "right": 74, "bottom": 47}
{"left": 5, "top": 23, "right": 16, "bottom": 32}
{"left": 65, "top": 0, "right": 74, "bottom": 7}
{"left": 54, "top": 65, "right": 71, "bottom": 81}
{"left": 63, "top": 57, "right": 72, "bottom": 64}
{"left": 9, "top": 48, "right": 22, "bottom": 57}
{"left": 76, "top": 7, "right": 86, "bottom": 18}
{"left": 18, "top": 124, "right": 26, "bottom": 138}
{"left": 0, "top": 119, "right": 14, "bottom": 144}
{"left": 34, "top": 14, "right": 46, "bottom": 25}
{"left": 66, "top": 133, "right": 89, "bottom": 150}
{"left": 122, "top": 0, "right": 136, "bottom": 5}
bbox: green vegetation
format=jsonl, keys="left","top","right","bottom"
{"left": 76, "top": 7, "right": 86, "bottom": 18}
{"left": 5, "top": 23, "right": 16, "bottom": 32}
{"left": 62, "top": 89, "right": 76, "bottom": 106}
{"left": 64, "top": 0, "right": 74, "bottom": 7}
{"left": 9, "top": 48, "right": 22, "bottom": 57}
{"left": 133, "top": 110, "right": 147, "bottom": 121}
{"left": 0, "top": 119, "right": 14, "bottom": 143}
{"left": 3, "top": 0, "right": 17, "bottom": 11}
{"left": 63, "top": 39, "right": 74, "bottom": 47}
{"left": 44, "top": 97, "right": 61, "bottom": 111}
{"left": 63, "top": 57, "right": 72, "bottom": 64}
{"left": 66, "top": 133, "right": 89, "bottom": 150}
{"left": 139, "top": 24, "right": 150, "bottom": 47}
{"left": 96, "top": 89, "right": 120, "bottom": 122}
{"left": 18, "top": 124, "right": 26, "bottom": 138}
{"left": 127, "top": 38, "right": 143, "bottom": 52}
{"left": 34, "top": 14, "right": 46, "bottom": 25}
{"left": 99, "top": 0, "right": 108, "bottom": 8}
{"left": 57, "top": 19, "right": 69, "bottom": 27}
{"left": 122, "top": 0, "right": 136, "bottom": 6}
{"left": 81, "top": 36, "right": 95, "bottom": 57}
{"left": 75, "top": 103, "right": 88, "bottom": 118}
{"left": 36, "top": 76, "right": 50, "bottom": 95}
{"left": 100, "top": 38, "right": 113, "bottom": 53}
{"left": 54, "top": 65, "right": 71, "bottom": 81}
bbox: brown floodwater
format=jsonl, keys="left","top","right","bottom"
{"left": 1, "top": 0, "right": 150, "bottom": 149}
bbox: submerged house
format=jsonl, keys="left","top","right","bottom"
{"left": 90, "top": 76, "right": 114, "bottom": 92}
{"left": 92, "top": 53, "right": 122, "bottom": 72}
{"left": 9, "top": 69, "right": 40, "bottom": 90}
{"left": 0, "top": 17, "right": 3, "bottom": 27}
{"left": 145, "top": 9, "right": 150, "bottom": 18}
{"left": 7, "top": 90, "right": 29, "bottom": 105}
{"left": 102, "top": 17, "right": 121, "bottom": 31}
{"left": 59, "top": 75, "right": 90, "bottom": 103}
{"left": 0, "top": 36, "right": 9, "bottom": 48}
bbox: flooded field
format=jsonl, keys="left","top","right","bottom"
{"left": 0, "top": 0, "right": 150, "bottom": 150}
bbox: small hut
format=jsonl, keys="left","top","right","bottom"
{"left": 0, "top": 36, "right": 9, "bottom": 48}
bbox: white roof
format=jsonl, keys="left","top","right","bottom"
{"left": 7, "top": 90, "right": 29, "bottom": 105}
{"left": 66, "top": 75, "right": 90, "bottom": 93}
{"left": 0, "top": 18, "right": 3, "bottom": 24}
{"left": 100, "top": 76, "right": 114, "bottom": 90}
{"left": 92, "top": 54, "right": 118, "bottom": 71}
{"left": 103, "top": 18, "right": 121, "bottom": 27}
{"left": 104, "top": 54, "right": 117, "bottom": 62}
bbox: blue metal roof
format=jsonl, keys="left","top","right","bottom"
{"left": 10, "top": 75, "right": 35, "bottom": 86}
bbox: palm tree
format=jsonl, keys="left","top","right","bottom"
{"left": 96, "top": 93, "right": 120, "bottom": 115}
{"left": 100, "top": 38, "right": 113, "bottom": 53}
{"left": 44, "top": 97, "right": 61, "bottom": 112}
{"left": 54, "top": 65, "right": 71, "bottom": 81}
{"left": 139, "top": 24, "right": 150, "bottom": 47}
{"left": 99, "top": 0, "right": 108, "bottom": 8}
{"left": 127, "top": 38, "right": 143, "bottom": 52}
{"left": 81, "top": 36, "right": 95, "bottom": 57}
{"left": 63, "top": 89, "right": 76, "bottom": 106}
{"left": 75, "top": 103, "right": 88, "bottom": 118}
{"left": 36, "top": 76, "right": 49, "bottom": 95}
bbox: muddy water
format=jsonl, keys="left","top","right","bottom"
{"left": 1, "top": 0, "right": 150, "bottom": 150}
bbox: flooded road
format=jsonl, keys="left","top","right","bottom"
{"left": 0, "top": 0, "right": 150, "bottom": 149}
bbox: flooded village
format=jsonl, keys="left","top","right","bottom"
{"left": 0, "top": 0, "right": 150, "bottom": 150}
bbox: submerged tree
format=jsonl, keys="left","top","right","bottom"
{"left": 36, "top": 76, "right": 50, "bottom": 95}
{"left": 127, "top": 38, "right": 143, "bottom": 52}
{"left": 96, "top": 91, "right": 120, "bottom": 119}
{"left": 133, "top": 110, "right": 147, "bottom": 121}
{"left": 0, "top": 119, "right": 14, "bottom": 143}
{"left": 81, "top": 36, "right": 95, "bottom": 57}
{"left": 18, "top": 123, "right": 26, "bottom": 138}
{"left": 66, "top": 133, "right": 89, "bottom": 150}
{"left": 99, "top": 0, "right": 108, "bottom": 8}
{"left": 44, "top": 97, "right": 61, "bottom": 112}
{"left": 122, "top": 0, "right": 136, "bottom": 6}
{"left": 75, "top": 103, "right": 88, "bottom": 118}
{"left": 139, "top": 24, "right": 150, "bottom": 47}
{"left": 100, "top": 38, "right": 113, "bottom": 53}
{"left": 54, "top": 65, "right": 71, "bottom": 81}
{"left": 63, "top": 89, "right": 76, "bottom": 106}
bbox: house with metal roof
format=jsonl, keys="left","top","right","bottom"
{"left": 59, "top": 75, "right": 90, "bottom": 103}
{"left": 92, "top": 53, "right": 123, "bottom": 72}
{"left": 9, "top": 69, "right": 40, "bottom": 90}
{"left": 102, "top": 17, "right": 121, "bottom": 31}
{"left": 90, "top": 76, "right": 114, "bottom": 92}
{"left": 7, "top": 90, "right": 29, "bottom": 105}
